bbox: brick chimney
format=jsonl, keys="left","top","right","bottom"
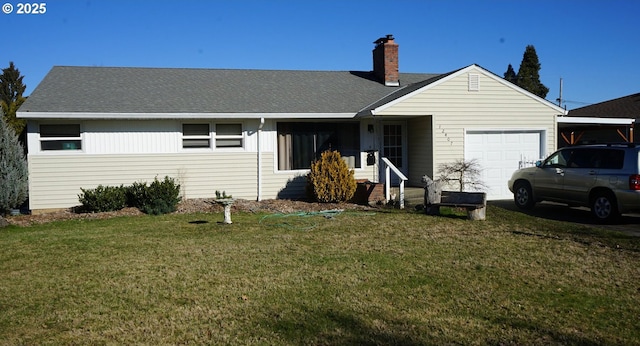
{"left": 373, "top": 34, "right": 399, "bottom": 86}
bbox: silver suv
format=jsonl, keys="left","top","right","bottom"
{"left": 508, "top": 143, "right": 640, "bottom": 222}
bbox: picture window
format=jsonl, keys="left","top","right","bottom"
{"left": 277, "top": 122, "right": 360, "bottom": 170}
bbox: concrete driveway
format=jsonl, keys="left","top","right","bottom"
{"left": 489, "top": 200, "right": 640, "bottom": 237}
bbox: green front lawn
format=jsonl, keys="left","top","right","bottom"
{"left": 1, "top": 206, "right": 638, "bottom": 345}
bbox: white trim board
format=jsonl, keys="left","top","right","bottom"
{"left": 557, "top": 116, "right": 634, "bottom": 125}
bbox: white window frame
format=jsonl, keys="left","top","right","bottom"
{"left": 182, "top": 123, "right": 212, "bottom": 150}
{"left": 214, "top": 123, "right": 244, "bottom": 150}
{"left": 39, "top": 123, "right": 83, "bottom": 152}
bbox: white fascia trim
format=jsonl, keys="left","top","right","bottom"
{"left": 557, "top": 116, "right": 634, "bottom": 125}
{"left": 465, "top": 127, "right": 548, "bottom": 133}
{"left": 17, "top": 112, "right": 357, "bottom": 120}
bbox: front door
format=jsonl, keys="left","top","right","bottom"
{"left": 381, "top": 122, "right": 407, "bottom": 184}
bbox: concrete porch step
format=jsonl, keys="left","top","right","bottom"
{"left": 390, "top": 186, "right": 424, "bottom": 208}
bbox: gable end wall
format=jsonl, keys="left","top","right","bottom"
{"left": 375, "top": 69, "right": 558, "bottom": 179}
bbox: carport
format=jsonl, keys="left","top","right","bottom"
{"left": 557, "top": 116, "right": 635, "bottom": 147}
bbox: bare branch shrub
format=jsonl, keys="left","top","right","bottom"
{"left": 436, "top": 159, "right": 487, "bottom": 192}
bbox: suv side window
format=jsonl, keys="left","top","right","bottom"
{"left": 596, "top": 149, "right": 625, "bottom": 169}
{"left": 543, "top": 150, "right": 570, "bottom": 168}
{"left": 567, "top": 149, "right": 598, "bottom": 168}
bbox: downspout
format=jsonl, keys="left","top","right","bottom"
{"left": 371, "top": 110, "right": 380, "bottom": 183}
{"left": 257, "top": 117, "right": 265, "bottom": 201}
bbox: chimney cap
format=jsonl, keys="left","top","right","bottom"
{"left": 374, "top": 34, "right": 395, "bottom": 45}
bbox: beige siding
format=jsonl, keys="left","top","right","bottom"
{"left": 28, "top": 152, "right": 260, "bottom": 210}
{"left": 376, "top": 67, "right": 559, "bottom": 178}
{"left": 260, "top": 152, "right": 303, "bottom": 199}
{"left": 28, "top": 150, "right": 378, "bottom": 210}
{"left": 407, "top": 116, "right": 433, "bottom": 185}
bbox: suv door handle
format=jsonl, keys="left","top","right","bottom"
{"left": 555, "top": 168, "right": 564, "bottom": 176}
{"left": 589, "top": 170, "right": 597, "bottom": 175}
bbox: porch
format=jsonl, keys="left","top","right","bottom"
{"left": 389, "top": 186, "right": 424, "bottom": 209}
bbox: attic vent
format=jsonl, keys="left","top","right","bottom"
{"left": 468, "top": 73, "right": 479, "bottom": 91}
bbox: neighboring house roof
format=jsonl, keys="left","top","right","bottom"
{"left": 18, "top": 66, "right": 439, "bottom": 117}
{"left": 567, "top": 93, "right": 640, "bottom": 119}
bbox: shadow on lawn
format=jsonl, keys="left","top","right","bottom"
{"left": 188, "top": 220, "right": 208, "bottom": 224}
{"left": 489, "top": 200, "right": 640, "bottom": 236}
{"left": 264, "top": 307, "right": 607, "bottom": 345}
{"left": 265, "top": 308, "right": 426, "bottom": 345}
{"left": 489, "top": 200, "right": 640, "bottom": 252}
{"left": 488, "top": 316, "right": 606, "bottom": 346}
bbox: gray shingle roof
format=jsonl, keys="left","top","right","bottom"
{"left": 19, "top": 66, "right": 441, "bottom": 115}
{"left": 567, "top": 93, "right": 640, "bottom": 119}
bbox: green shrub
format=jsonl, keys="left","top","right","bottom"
{"left": 78, "top": 185, "right": 127, "bottom": 212}
{"left": 307, "top": 150, "right": 356, "bottom": 203}
{"left": 125, "top": 181, "right": 148, "bottom": 209}
{"left": 79, "top": 176, "right": 181, "bottom": 215}
{"left": 135, "top": 176, "right": 181, "bottom": 215}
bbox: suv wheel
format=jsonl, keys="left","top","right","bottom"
{"left": 513, "top": 181, "right": 535, "bottom": 210}
{"left": 591, "top": 192, "right": 619, "bottom": 223}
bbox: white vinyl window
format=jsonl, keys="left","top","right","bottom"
{"left": 215, "top": 123, "right": 243, "bottom": 148}
{"left": 40, "top": 124, "right": 82, "bottom": 151}
{"left": 182, "top": 123, "right": 211, "bottom": 149}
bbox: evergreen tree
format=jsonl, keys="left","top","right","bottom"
{"left": 503, "top": 64, "right": 517, "bottom": 84}
{"left": 307, "top": 150, "right": 356, "bottom": 203}
{"left": 515, "top": 45, "right": 549, "bottom": 98}
{"left": 0, "top": 111, "right": 28, "bottom": 213}
{"left": 0, "top": 62, "right": 27, "bottom": 135}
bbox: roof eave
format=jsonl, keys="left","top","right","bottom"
{"left": 557, "top": 116, "right": 635, "bottom": 125}
{"left": 16, "top": 112, "right": 357, "bottom": 120}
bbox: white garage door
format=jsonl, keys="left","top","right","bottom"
{"left": 465, "top": 130, "right": 542, "bottom": 200}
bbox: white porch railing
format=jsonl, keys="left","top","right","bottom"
{"left": 381, "top": 157, "right": 409, "bottom": 209}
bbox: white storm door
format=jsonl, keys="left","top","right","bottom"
{"left": 381, "top": 122, "right": 407, "bottom": 184}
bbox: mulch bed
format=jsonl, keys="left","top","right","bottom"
{"left": 3, "top": 198, "right": 376, "bottom": 227}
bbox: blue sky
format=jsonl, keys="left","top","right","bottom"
{"left": 3, "top": 0, "right": 638, "bottom": 110}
